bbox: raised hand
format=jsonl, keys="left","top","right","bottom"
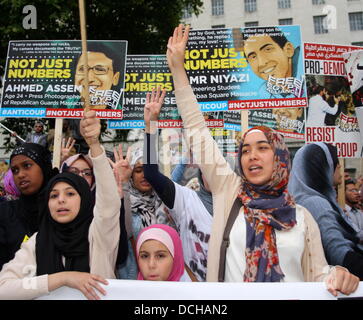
{"left": 166, "top": 24, "right": 190, "bottom": 89}
{"left": 80, "top": 110, "right": 102, "bottom": 157}
{"left": 80, "top": 110, "right": 101, "bottom": 146}
{"left": 61, "top": 137, "right": 76, "bottom": 162}
{"left": 144, "top": 87, "right": 166, "bottom": 133}
{"left": 108, "top": 143, "right": 132, "bottom": 187}
{"left": 63, "top": 271, "right": 108, "bottom": 300}
{"left": 166, "top": 24, "right": 190, "bottom": 72}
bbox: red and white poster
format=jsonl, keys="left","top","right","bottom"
{"left": 343, "top": 50, "right": 363, "bottom": 156}
{"left": 304, "top": 43, "right": 362, "bottom": 158}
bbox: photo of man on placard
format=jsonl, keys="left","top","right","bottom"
{"left": 241, "top": 26, "right": 304, "bottom": 99}
{"left": 72, "top": 41, "right": 126, "bottom": 110}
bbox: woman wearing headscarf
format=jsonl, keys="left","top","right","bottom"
{"left": 128, "top": 147, "right": 175, "bottom": 240}
{"left": 0, "top": 143, "right": 58, "bottom": 270}
{"left": 115, "top": 143, "right": 176, "bottom": 280}
{"left": 142, "top": 88, "right": 212, "bottom": 281}
{"left": 60, "top": 151, "right": 128, "bottom": 272}
{"left": 165, "top": 24, "right": 359, "bottom": 296}
{"left": 60, "top": 153, "right": 95, "bottom": 190}
{"left": 288, "top": 142, "right": 363, "bottom": 280}
{"left": 0, "top": 111, "right": 121, "bottom": 300}
{"left": 136, "top": 224, "right": 188, "bottom": 281}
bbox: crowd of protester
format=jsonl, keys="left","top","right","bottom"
{"left": 0, "top": 25, "right": 362, "bottom": 299}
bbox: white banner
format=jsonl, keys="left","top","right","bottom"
{"left": 37, "top": 279, "right": 363, "bottom": 300}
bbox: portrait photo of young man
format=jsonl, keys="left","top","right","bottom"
{"left": 72, "top": 41, "right": 127, "bottom": 110}
{"left": 241, "top": 26, "right": 304, "bottom": 99}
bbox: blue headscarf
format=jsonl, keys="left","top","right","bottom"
{"left": 288, "top": 142, "right": 342, "bottom": 217}
{"left": 288, "top": 142, "right": 359, "bottom": 265}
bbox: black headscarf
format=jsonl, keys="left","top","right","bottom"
{"left": 36, "top": 172, "right": 93, "bottom": 275}
{"left": 10, "top": 143, "right": 55, "bottom": 187}
{"left": 10, "top": 143, "right": 58, "bottom": 235}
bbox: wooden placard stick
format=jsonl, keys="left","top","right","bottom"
{"left": 78, "top": 0, "right": 90, "bottom": 112}
{"left": 52, "top": 118, "right": 63, "bottom": 169}
{"left": 337, "top": 158, "right": 346, "bottom": 209}
{"left": 241, "top": 110, "right": 249, "bottom": 135}
{"left": 51, "top": 0, "right": 89, "bottom": 168}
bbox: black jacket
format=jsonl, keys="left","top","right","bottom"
{"left": 0, "top": 197, "right": 39, "bottom": 270}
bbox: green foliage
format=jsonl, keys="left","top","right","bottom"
{"left": 0, "top": 0, "right": 202, "bottom": 66}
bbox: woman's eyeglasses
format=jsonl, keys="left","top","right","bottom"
{"left": 67, "top": 167, "right": 93, "bottom": 177}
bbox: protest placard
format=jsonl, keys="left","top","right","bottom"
{"left": 223, "top": 25, "right": 306, "bottom": 110}
{"left": 343, "top": 49, "right": 363, "bottom": 156}
{"left": 181, "top": 26, "right": 307, "bottom": 111}
{"left": 108, "top": 55, "right": 177, "bottom": 129}
{"left": 108, "top": 55, "right": 227, "bottom": 130}
{"left": 304, "top": 43, "right": 362, "bottom": 158}
{"left": 0, "top": 40, "right": 127, "bottom": 119}
{"left": 248, "top": 108, "right": 305, "bottom": 140}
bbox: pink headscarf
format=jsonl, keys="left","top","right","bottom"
{"left": 3, "top": 169, "right": 20, "bottom": 199}
{"left": 136, "top": 224, "right": 184, "bottom": 281}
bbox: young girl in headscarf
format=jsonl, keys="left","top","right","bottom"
{"left": 136, "top": 224, "right": 188, "bottom": 281}
{"left": 0, "top": 143, "right": 58, "bottom": 270}
{"left": 164, "top": 24, "right": 359, "bottom": 296}
{"left": 0, "top": 111, "right": 121, "bottom": 300}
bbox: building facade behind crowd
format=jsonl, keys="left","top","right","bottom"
{"left": 181, "top": 0, "right": 363, "bottom": 46}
